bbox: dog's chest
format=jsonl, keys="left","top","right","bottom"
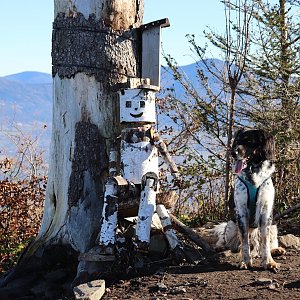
{"left": 234, "top": 176, "right": 259, "bottom": 227}
{"left": 239, "top": 177, "right": 259, "bottom": 223}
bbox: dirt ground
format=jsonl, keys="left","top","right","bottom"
{"left": 0, "top": 219, "right": 299, "bottom": 300}
{"left": 101, "top": 250, "right": 300, "bottom": 300}
{"left": 101, "top": 219, "right": 300, "bottom": 300}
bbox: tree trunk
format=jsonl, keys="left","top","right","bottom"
{"left": 224, "top": 88, "right": 236, "bottom": 218}
{"left": 223, "top": 1, "right": 251, "bottom": 218}
{"left": 0, "top": 0, "right": 144, "bottom": 295}
{"left": 279, "top": 0, "right": 289, "bottom": 87}
{"left": 40, "top": 0, "right": 143, "bottom": 255}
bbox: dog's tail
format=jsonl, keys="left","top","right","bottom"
{"left": 213, "top": 222, "right": 227, "bottom": 250}
{"left": 214, "top": 221, "right": 240, "bottom": 252}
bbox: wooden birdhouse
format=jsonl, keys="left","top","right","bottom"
{"left": 140, "top": 18, "right": 170, "bottom": 89}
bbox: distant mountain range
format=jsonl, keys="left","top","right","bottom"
{"left": 0, "top": 60, "right": 224, "bottom": 159}
{"left": 0, "top": 71, "right": 53, "bottom": 159}
{"left": 0, "top": 71, "right": 52, "bottom": 124}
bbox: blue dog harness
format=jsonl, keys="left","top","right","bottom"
{"left": 238, "top": 176, "right": 259, "bottom": 227}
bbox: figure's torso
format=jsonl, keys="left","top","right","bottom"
{"left": 120, "top": 126, "right": 158, "bottom": 184}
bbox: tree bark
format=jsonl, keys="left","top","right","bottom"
{"left": 0, "top": 0, "right": 144, "bottom": 294}
{"left": 37, "top": 0, "right": 143, "bottom": 254}
{"left": 224, "top": 87, "right": 236, "bottom": 218}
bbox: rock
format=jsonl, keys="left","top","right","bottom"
{"left": 156, "top": 282, "right": 168, "bottom": 292}
{"left": 220, "top": 250, "right": 233, "bottom": 258}
{"left": 170, "top": 286, "right": 187, "bottom": 294}
{"left": 73, "top": 279, "right": 105, "bottom": 300}
{"left": 256, "top": 278, "right": 272, "bottom": 286}
{"left": 279, "top": 234, "right": 300, "bottom": 250}
{"left": 269, "top": 282, "right": 280, "bottom": 290}
{"left": 149, "top": 233, "right": 168, "bottom": 256}
{"left": 197, "top": 279, "right": 208, "bottom": 287}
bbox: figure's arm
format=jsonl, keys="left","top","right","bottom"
{"left": 153, "top": 134, "right": 181, "bottom": 185}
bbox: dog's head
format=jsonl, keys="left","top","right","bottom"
{"left": 231, "top": 128, "right": 275, "bottom": 174}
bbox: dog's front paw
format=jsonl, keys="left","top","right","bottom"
{"left": 271, "top": 247, "right": 286, "bottom": 257}
{"left": 240, "top": 260, "right": 252, "bottom": 269}
{"left": 263, "top": 260, "right": 280, "bottom": 272}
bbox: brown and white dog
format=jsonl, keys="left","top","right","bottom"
{"left": 228, "top": 128, "right": 284, "bottom": 271}
{"left": 214, "top": 220, "right": 285, "bottom": 259}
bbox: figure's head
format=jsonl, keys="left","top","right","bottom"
{"left": 120, "top": 88, "right": 156, "bottom": 124}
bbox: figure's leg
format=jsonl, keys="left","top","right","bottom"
{"left": 156, "top": 204, "right": 185, "bottom": 261}
{"left": 135, "top": 173, "right": 158, "bottom": 252}
{"left": 99, "top": 178, "right": 119, "bottom": 257}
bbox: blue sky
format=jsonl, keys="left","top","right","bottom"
{"left": 0, "top": 1, "right": 225, "bottom": 76}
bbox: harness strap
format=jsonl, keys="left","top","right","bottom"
{"left": 238, "top": 176, "right": 259, "bottom": 227}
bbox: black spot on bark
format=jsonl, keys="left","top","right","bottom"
{"left": 104, "top": 195, "right": 118, "bottom": 220}
{"left": 68, "top": 121, "right": 107, "bottom": 207}
{"left": 52, "top": 191, "right": 57, "bottom": 210}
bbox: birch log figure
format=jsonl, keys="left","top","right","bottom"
{"left": 0, "top": 0, "right": 144, "bottom": 294}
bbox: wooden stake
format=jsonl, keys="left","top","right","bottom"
{"left": 169, "top": 214, "right": 215, "bottom": 254}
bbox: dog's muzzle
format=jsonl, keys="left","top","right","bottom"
{"left": 232, "top": 159, "right": 248, "bottom": 174}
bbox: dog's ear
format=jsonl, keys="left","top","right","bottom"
{"left": 260, "top": 130, "right": 275, "bottom": 161}
{"left": 232, "top": 128, "right": 244, "bottom": 144}
{"left": 234, "top": 128, "right": 245, "bottom": 138}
